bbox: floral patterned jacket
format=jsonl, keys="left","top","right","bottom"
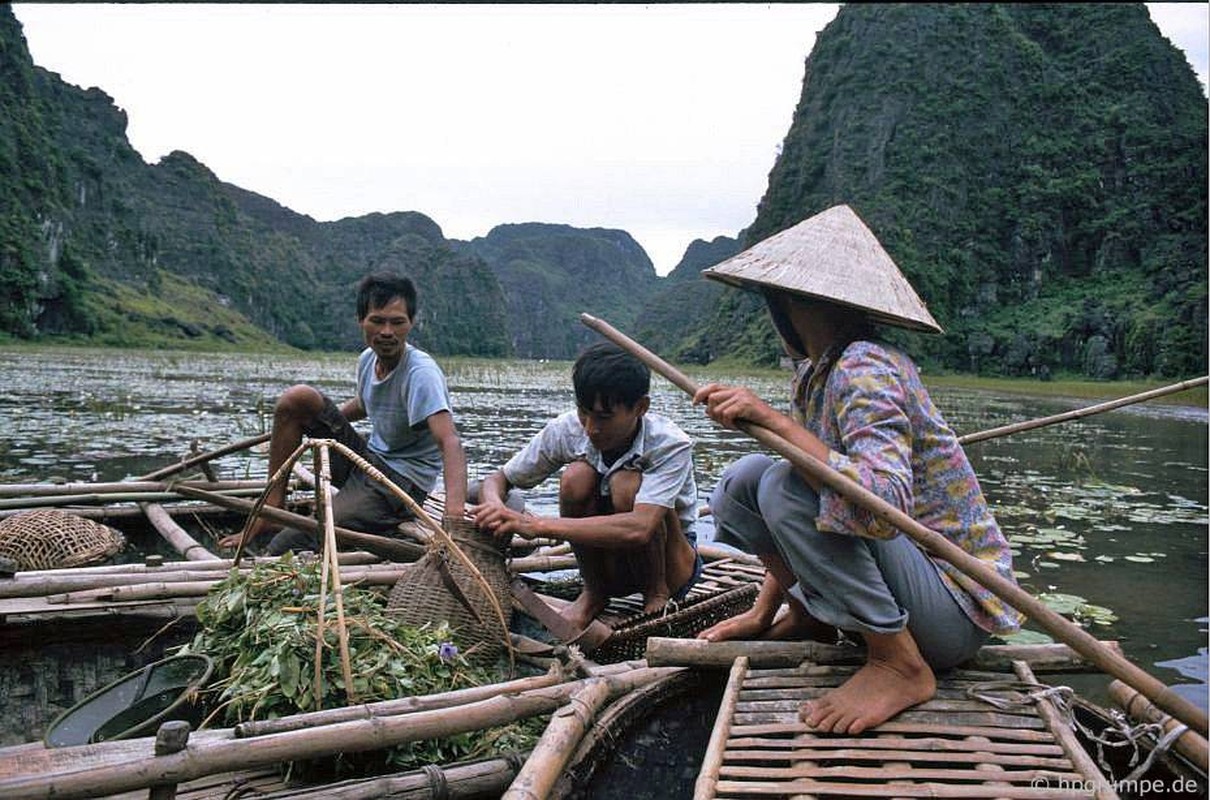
{"left": 792, "top": 338, "right": 1022, "bottom": 635}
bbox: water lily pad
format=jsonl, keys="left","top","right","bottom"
{"left": 997, "top": 629, "right": 1054, "bottom": 645}
{"left": 1124, "top": 555, "right": 1155, "bottom": 563}
{"left": 1047, "top": 551, "right": 1085, "bottom": 562}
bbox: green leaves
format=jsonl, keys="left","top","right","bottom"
{"left": 177, "top": 556, "right": 541, "bottom": 776}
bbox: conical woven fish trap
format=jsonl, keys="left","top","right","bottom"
{"left": 590, "top": 582, "right": 760, "bottom": 664}
{"left": 0, "top": 509, "right": 126, "bottom": 571}
{"left": 386, "top": 519, "right": 513, "bottom": 665}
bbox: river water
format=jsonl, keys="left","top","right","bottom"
{"left": 1, "top": 346, "right": 1206, "bottom": 711}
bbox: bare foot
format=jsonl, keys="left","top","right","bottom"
{"left": 764, "top": 603, "right": 840, "bottom": 644}
{"left": 800, "top": 631, "right": 935, "bottom": 734}
{"left": 562, "top": 588, "right": 608, "bottom": 632}
{"left": 642, "top": 591, "right": 671, "bottom": 615}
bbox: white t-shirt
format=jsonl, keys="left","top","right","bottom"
{"left": 502, "top": 409, "right": 698, "bottom": 542}
{"left": 355, "top": 344, "right": 452, "bottom": 492}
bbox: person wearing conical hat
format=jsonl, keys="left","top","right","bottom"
{"left": 693, "top": 205, "right": 1021, "bottom": 735}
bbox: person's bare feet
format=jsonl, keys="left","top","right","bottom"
{"left": 764, "top": 603, "right": 840, "bottom": 644}
{"left": 642, "top": 591, "right": 671, "bottom": 615}
{"left": 562, "top": 588, "right": 608, "bottom": 632}
{"left": 800, "top": 630, "right": 935, "bottom": 734}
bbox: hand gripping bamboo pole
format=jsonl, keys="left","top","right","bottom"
{"left": 958, "top": 375, "right": 1209, "bottom": 445}
{"left": 579, "top": 312, "right": 1209, "bottom": 738}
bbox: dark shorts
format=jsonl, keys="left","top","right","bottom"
{"left": 672, "top": 551, "right": 704, "bottom": 601}
{"left": 264, "top": 394, "right": 428, "bottom": 555}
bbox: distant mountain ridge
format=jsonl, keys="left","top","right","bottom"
{"left": 1, "top": 3, "right": 1204, "bottom": 378}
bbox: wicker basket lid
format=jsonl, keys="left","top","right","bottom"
{"left": 701, "top": 204, "right": 942, "bottom": 333}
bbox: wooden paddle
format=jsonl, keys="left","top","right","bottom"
{"left": 579, "top": 312, "right": 1209, "bottom": 737}
{"left": 959, "top": 375, "right": 1209, "bottom": 445}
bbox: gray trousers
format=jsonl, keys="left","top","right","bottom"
{"left": 710, "top": 454, "right": 987, "bottom": 670}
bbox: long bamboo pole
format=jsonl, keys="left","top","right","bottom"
{"left": 137, "top": 432, "right": 272, "bottom": 482}
{"left": 501, "top": 679, "right": 613, "bottom": 800}
{"left": 0, "top": 479, "right": 271, "bottom": 499}
{"left": 1108, "top": 679, "right": 1209, "bottom": 773}
{"left": 139, "top": 501, "right": 220, "bottom": 561}
{"left": 579, "top": 312, "right": 1209, "bottom": 738}
{"left": 958, "top": 376, "right": 1209, "bottom": 445}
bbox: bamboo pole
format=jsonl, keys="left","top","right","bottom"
{"left": 0, "top": 667, "right": 680, "bottom": 800}
{"left": 1108, "top": 679, "right": 1209, "bottom": 773}
{"left": 0, "top": 488, "right": 267, "bottom": 510}
{"left": 501, "top": 678, "right": 613, "bottom": 800}
{"left": 507, "top": 554, "right": 578, "bottom": 573}
{"left": 2, "top": 562, "right": 402, "bottom": 600}
{"left": 317, "top": 443, "right": 357, "bottom": 705}
{"left": 644, "top": 637, "right": 1125, "bottom": 673}
{"left": 235, "top": 664, "right": 569, "bottom": 737}
{"left": 695, "top": 655, "right": 748, "bottom": 800}
{"left": 137, "top": 432, "right": 272, "bottom": 482}
{"left": 959, "top": 376, "right": 1209, "bottom": 445}
{"left": 43, "top": 568, "right": 405, "bottom": 604}
{"left": 140, "top": 501, "right": 220, "bottom": 561}
{"left": 0, "top": 479, "right": 271, "bottom": 499}
{"left": 248, "top": 755, "right": 526, "bottom": 799}
{"left": 579, "top": 312, "right": 1209, "bottom": 737}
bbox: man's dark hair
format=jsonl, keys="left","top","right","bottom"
{"left": 356, "top": 272, "right": 417, "bottom": 320}
{"left": 572, "top": 341, "right": 650, "bottom": 410}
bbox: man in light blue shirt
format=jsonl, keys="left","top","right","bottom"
{"left": 220, "top": 272, "right": 467, "bottom": 554}
{"left": 472, "top": 342, "right": 700, "bottom": 632}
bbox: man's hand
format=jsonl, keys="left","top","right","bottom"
{"left": 471, "top": 502, "right": 541, "bottom": 541}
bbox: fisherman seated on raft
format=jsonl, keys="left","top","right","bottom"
{"left": 692, "top": 205, "right": 1022, "bottom": 735}
{"left": 471, "top": 341, "right": 701, "bottom": 631}
{"left": 219, "top": 271, "right": 467, "bottom": 555}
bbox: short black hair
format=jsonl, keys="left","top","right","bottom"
{"left": 356, "top": 272, "right": 417, "bottom": 320}
{"left": 572, "top": 341, "right": 650, "bottom": 411}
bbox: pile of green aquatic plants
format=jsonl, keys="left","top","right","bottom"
{"left": 177, "top": 553, "right": 542, "bottom": 774}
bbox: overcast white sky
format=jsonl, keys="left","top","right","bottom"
{"left": 12, "top": 3, "right": 1209, "bottom": 276}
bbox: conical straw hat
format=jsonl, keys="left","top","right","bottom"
{"left": 702, "top": 205, "right": 942, "bottom": 333}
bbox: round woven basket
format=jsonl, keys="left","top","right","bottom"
{"left": 386, "top": 519, "right": 512, "bottom": 665}
{"left": 0, "top": 509, "right": 126, "bottom": 571}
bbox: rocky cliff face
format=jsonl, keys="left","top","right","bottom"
{"left": 682, "top": 3, "right": 1207, "bottom": 377}
{"left": 456, "top": 223, "right": 661, "bottom": 359}
{"left": 0, "top": 7, "right": 511, "bottom": 356}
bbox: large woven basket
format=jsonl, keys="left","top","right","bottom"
{"left": 0, "top": 509, "right": 126, "bottom": 571}
{"left": 386, "top": 519, "right": 513, "bottom": 665}
{"left": 590, "top": 582, "right": 760, "bottom": 664}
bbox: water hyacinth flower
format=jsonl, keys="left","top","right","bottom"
{"left": 438, "top": 642, "right": 458, "bottom": 663}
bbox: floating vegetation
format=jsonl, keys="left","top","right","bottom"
{"left": 1035, "top": 592, "right": 1119, "bottom": 627}
{"left": 178, "top": 554, "right": 543, "bottom": 776}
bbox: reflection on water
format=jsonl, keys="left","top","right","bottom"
{"left": 2, "top": 347, "right": 1206, "bottom": 704}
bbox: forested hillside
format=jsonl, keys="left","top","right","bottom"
{"left": 1, "top": 4, "right": 1204, "bottom": 379}
{"left": 659, "top": 3, "right": 1207, "bottom": 377}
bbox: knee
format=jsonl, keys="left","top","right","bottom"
{"left": 709, "top": 454, "right": 773, "bottom": 522}
{"left": 275, "top": 385, "right": 325, "bottom": 420}
{"left": 607, "top": 470, "right": 640, "bottom": 512}
{"left": 756, "top": 461, "right": 819, "bottom": 532}
{"left": 559, "top": 460, "right": 599, "bottom": 510}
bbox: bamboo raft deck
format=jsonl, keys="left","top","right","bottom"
{"left": 695, "top": 656, "right": 1116, "bottom": 800}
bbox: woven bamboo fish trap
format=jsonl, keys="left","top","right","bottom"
{"left": 591, "top": 583, "right": 760, "bottom": 664}
{"left": 694, "top": 657, "right": 1121, "bottom": 799}
{"left": 0, "top": 508, "right": 126, "bottom": 571}
{"left": 386, "top": 519, "right": 513, "bottom": 665}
